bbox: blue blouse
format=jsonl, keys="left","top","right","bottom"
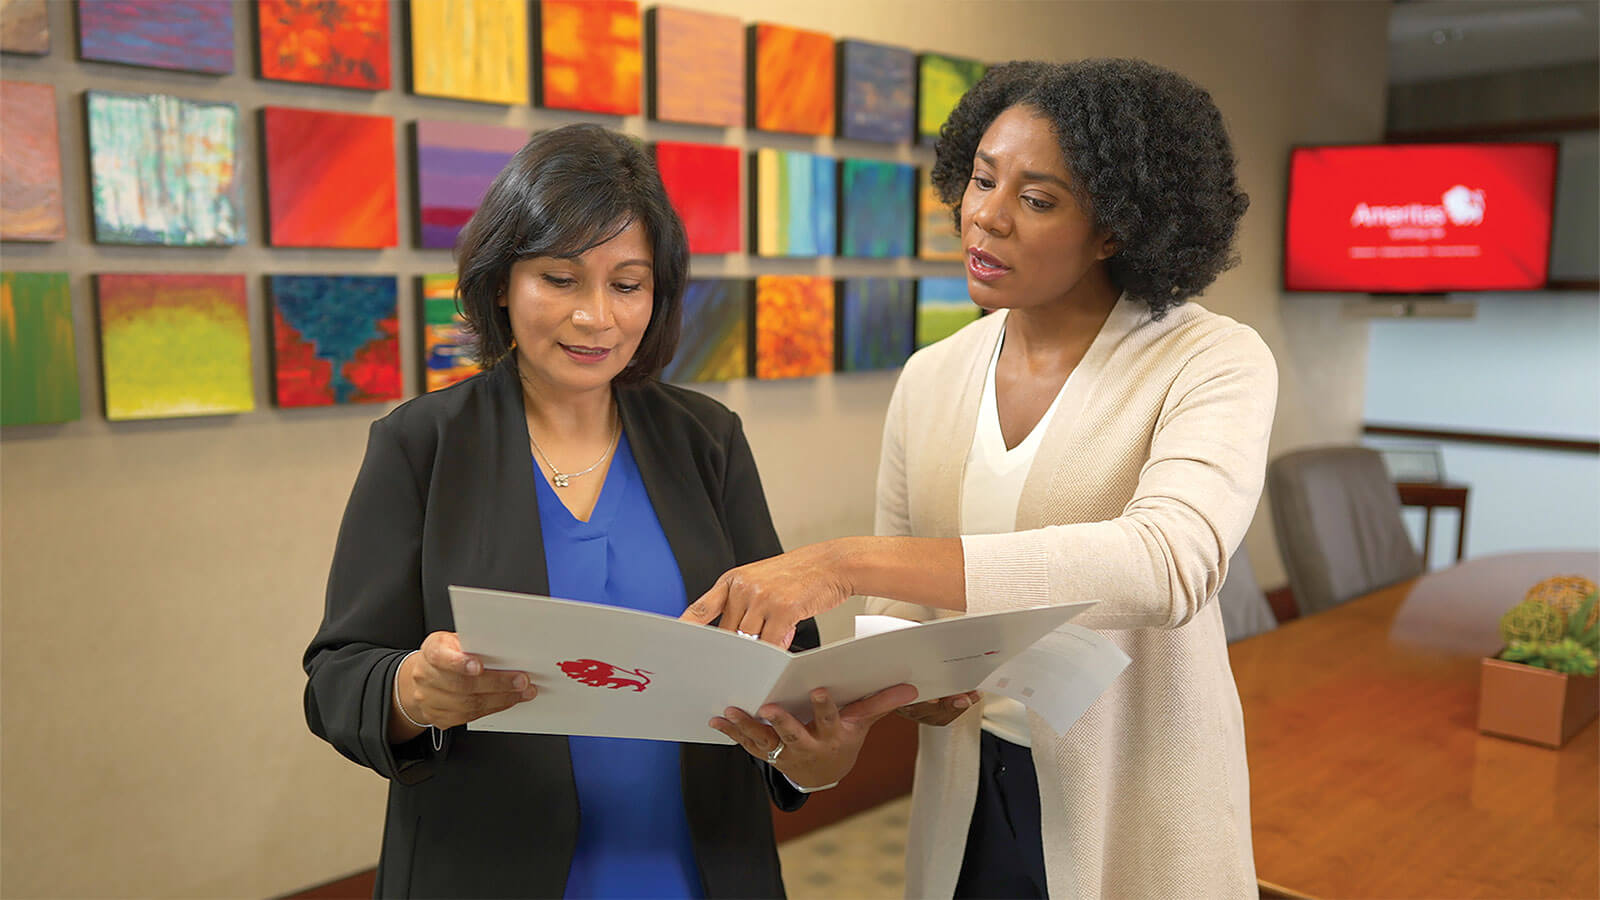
{"left": 536, "top": 433, "right": 704, "bottom": 900}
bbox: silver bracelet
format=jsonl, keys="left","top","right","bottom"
{"left": 394, "top": 651, "right": 443, "bottom": 750}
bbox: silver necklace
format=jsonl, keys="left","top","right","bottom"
{"left": 529, "top": 415, "right": 620, "bottom": 488}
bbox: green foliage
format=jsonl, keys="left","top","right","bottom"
{"left": 1502, "top": 639, "right": 1599, "bottom": 676}
{"left": 1566, "top": 593, "right": 1600, "bottom": 651}
{"left": 1499, "top": 600, "right": 1566, "bottom": 645}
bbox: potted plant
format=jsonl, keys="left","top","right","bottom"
{"left": 1478, "top": 576, "right": 1599, "bottom": 748}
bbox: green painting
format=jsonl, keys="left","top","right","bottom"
{"left": 1, "top": 271, "right": 79, "bottom": 425}
{"left": 95, "top": 273, "right": 254, "bottom": 421}
{"left": 918, "top": 53, "right": 986, "bottom": 143}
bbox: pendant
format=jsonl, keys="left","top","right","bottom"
{"left": 553, "top": 473, "right": 570, "bottom": 488}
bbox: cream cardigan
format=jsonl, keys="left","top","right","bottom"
{"left": 865, "top": 296, "right": 1277, "bottom": 900}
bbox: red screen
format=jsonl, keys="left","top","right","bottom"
{"left": 1285, "top": 143, "right": 1558, "bottom": 292}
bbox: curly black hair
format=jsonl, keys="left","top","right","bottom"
{"left": 931, "top": 58, "right": 1248, "bottom": 318}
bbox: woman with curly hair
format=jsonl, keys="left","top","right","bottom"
{"left": 688, "top": 59, "right": 1276, "bottom": 898}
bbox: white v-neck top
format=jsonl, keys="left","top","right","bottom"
{"left": 961, "top": 312, "right": 1074, "bottom": 748}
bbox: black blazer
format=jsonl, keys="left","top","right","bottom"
{"left": 303, "top": 359, "right": 817, "bottom": 899}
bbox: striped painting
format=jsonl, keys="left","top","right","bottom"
{"left": 839, "top": 159, "right": 914, "bottom": 258}
{"left": 1, "top": 272, "right": 79, "bottom": 425}
{"left": 753, "top": 149, "right": 835, "bottom": 258}
{"left": 540, "top": 0, "right": 641, "bottom": 115}
{"left": 410, "top": 0, "right": 529, "bottom": 105}
{"left": 916, "top": 277, "right": 981, "bottom": 348}
{"left": 263, "top": 106, "right": 395, "bottom": 248}
{"left": 86, "top": 91, "right": 245, "bottom": 246}
{"left": 76, "top": 0, "right": 234, "bottom": 74}
{"left": 415, "top": 121, "right": 525, "bottom": 250}
{"left": 420, "top": 273, "right": 476, "bottom": 392}
{"left": 648, "top": 5, "right": 741, "bottom": 127}
{"left": 1, "top": 81, "right": 65, "bottom": 241}
{"left": 269, "top": 275, "right": 401, "bottom": 407}
{"left": 755, "top": 275, "right": 833, "bottom": 380}
{"left": 94, "top": 273, "right": 254, "bottom": 421}
{"left": 750, "top": 23, "right": 834, "bottom": 136}
{"left": 660, "top": 279, "right": 748, "bottom": 383}
{"left": 839, "top": 40, "right": 914, "bottom": 144}
{"left": 838, "top": 278, "right": 914, "bottom": 372}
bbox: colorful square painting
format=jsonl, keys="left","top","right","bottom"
{"left": 755, "top": 275, "right": 833, "bottom": 380}
{"left": 648, "top": 6, "right": 741, "bottom": 127}
{"left": 655, "top": 142, "right": 739, "bottom": 255}
{"left": 918, "top": 53, "right": 985, "bottom": 142}
{"left": 839, "top": 159, "right": 914, "bottom": 258}
{"left": 1, "top": 272, "right": 78, "bottom": 425}
{"left": 86, "top": 91, "right": 245, "bottom": 246}
{"left": 257, "top": 0, "right": 391, "bottom": 90}
{"left": 410, "top": 0, "right": 529, "bottom": 105}
{"left": 753, "top": 149, "right": 835, "bottom": 258}
{"left": 660, "top": 279, "right": 749, "bottom": 383}
{"left": 838, "top": 278, "right": 914, "bottom": 372}
{"left": 916, "top": 277, "right": 980, "bottom": 348}
{"left": 1, "top": 0, "right": 49, "bottom": 54}
{"left": 839, "top": 40, "right": 914, "bottom": 144}
{"left": 269, "top": 275, "right": 401, "bottom": 407}
{"left": 420, "top": 273, "right": 477, "bottom": 392}
{"left": 415, "top": 120, "right": 525, "bottom": 250}
{"left": 540, "top": 0, "right": 640, "bottom": 115}
{"left": 263, "top": 106, "right": 396, "bottom": 248}
{"left": 76, "top": 0, "right": 234, "bottom": 73}
{"left": 919, "top": 167, "right": 961, "bottom": 261}
{"left": 1, "top": 81, "right": 64, "bottom": 241}
{"left": 750, "top": 23, "right": 834, "bottom": 136}
{"left": 94, "top": 273, "right": 254, "bottom": 421}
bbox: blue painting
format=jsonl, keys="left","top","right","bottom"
{"left": 661, "top": 279, "right": 749, "bottom": 383}
{"left": 76, "top": 0, "right": 235, "bottom": 74}
{"left": 839, "top": 40, "right": 914, "bottom": 144}
{"left": 840, "top": 158, "right": 914, "bottom": 258}
{"left": 753, "top": 148, "right": 835, "bottom": 258}
{"left": 269, "top": 275, "right": 401, "bottom": 407}
{"left": 838, "top": 278, "right": 914, "bottom": 371}
{"left": 916, "top": 276, "right": 980, "bottom": 348}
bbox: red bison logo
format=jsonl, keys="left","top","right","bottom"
{"left": 558, "top": 658, "right": 652, "bottom": 692}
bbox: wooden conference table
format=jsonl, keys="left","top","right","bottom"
{"left": 1232, "top": 550, "right": 1600, "bottom": 899}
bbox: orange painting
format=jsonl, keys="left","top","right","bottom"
{"left": 751, "top": 23, "right": 834, "bottom": 136}
{"left": 540, "top": 0, "right": 641, "bottom": 115}
{"left": 256, "top": 0, "right": 390, "bottom": 90}
{"left": 755, "top": 275, "right": 833, "bottom": 380}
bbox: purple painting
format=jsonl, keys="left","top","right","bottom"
{"left": 414, "top": 120, "right": 526, "bottom": 250}
{"left": 76, "top": 0, "right": 235, "bottom": 74}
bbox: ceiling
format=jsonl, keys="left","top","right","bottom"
{"left": 1389, "top": 0, "right": 1600, "bottom": 84}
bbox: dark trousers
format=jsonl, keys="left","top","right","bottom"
{"left": 953, "top": 731, "right": 1049, "bottom": 899}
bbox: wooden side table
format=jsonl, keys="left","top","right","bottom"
{"left": 1395, "top": 480, "right": 1470, "bottom": 564}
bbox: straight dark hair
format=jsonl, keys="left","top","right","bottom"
{"left": 455, "top": 123, "right": 688, "bottom": 382}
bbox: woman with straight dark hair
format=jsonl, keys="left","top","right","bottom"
{"left": 303, "top": 123, "right": 913, "bottom": 899}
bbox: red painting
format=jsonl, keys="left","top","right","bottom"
{"left": 256, "top": 0, "right": 390, "bottom": 90}
{"left": 262, "top": 106, "right": 396, "bottom": 248}
{"left": 654, "top": 142, "right": 739, "bottom": 255}
{"left": 540, "top": 0, "right": 641, "bottom": 115}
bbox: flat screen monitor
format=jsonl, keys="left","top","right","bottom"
{"left": 1284, "top": 142, "right": 1559, "bottom": 293}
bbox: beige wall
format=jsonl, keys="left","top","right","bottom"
{"left": 0, "top": 2, "right": 1388, "bottom": 896}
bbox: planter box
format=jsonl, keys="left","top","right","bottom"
{"left": 1478, "top": 656, "right": 1599, "bottom": 748}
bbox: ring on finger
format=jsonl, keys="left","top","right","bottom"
{"left": 735, "top": 630, "right": 759, "bottom": 641}
{"left": 765, "top": 741, "right": 784, "bottom": 763}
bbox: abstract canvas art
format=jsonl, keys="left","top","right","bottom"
{"left": 540, "top": 0, "right": 641, "bottom": 115}
{"left": 1, "top": 81, "right": 64, "bottom": 241}
{"left": 919, "top": 167, "right": 961, "bottom": 261}
{"left": 660, "top": 279, "right": 749, "bottom": 383}
{"left": 918, "top": 53, "right": 986, "bottom": 142}
{"left": 76, "top": 0, "right": 234, "bottom": 74}
{"left": 647, "top": 5, "right": 741, "bottom": 127}
{"left": 410, "top": 0, "right": 529, "bottom": 105}
{"left": 655, "top": 142, "right": 739, "bottom": 255}
{"left": 94, "top": 273, "right": 254, "bottom": 421}
{"left": 1, "top": 272, "right": 78, "bottom": 425}
{"left": 415, "top": 120, "right": 525, "bottom": 250}
{"left": 839, "top": 159, "right": 914, "bottom": 258}
{"left": 837, "top": 278, "right": 914, "bottom": 372}
{"left": 916, "top": 276, "right": 980, "bottom": 348}
{"left": 750, "top": 23, "right": 834, "bottom": 136}
{"left": 269, "top": 275, "right": 401, "bottom": 407}
{"left": 419, "top": 273, "right": 476, "bottom": 392}
{"left": 263, "top": 106, "right": 396, "bottom": 248}
{"left": 753, "top": 149, "right": 834, "bottom": 258}
{"left": 1, "top": 0, "right": 49, "bottom": 54}
{"left": 755, "top": 275, "right": 833, "bottom": 380}
{"left": 256, "top": 0, "right": 390, "bottom": 90}
{"left": 86, "top": 91, "right": 245, "bottom": 246}
{"left": 838, "top": 40, "right": 914, "bottom": 144}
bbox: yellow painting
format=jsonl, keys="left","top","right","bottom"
{"left": 410, "top": 0, "right": 530, "bottom": 105}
